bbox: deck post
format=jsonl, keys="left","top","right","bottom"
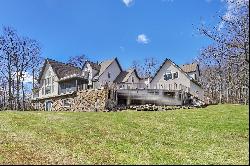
{"left": 127, "top": 97, "right": 131, "bottom": 106}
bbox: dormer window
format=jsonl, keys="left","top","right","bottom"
{"left": 108, "top": 72, "right": 111, "bottom": 79}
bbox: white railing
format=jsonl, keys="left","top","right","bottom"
{"left": 117, "top": 83, "right": 148, "bottom": 90}
{"left": 77, "top": 84, "right": 88, "bottom": 91}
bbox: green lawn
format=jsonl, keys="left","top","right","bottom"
{"left": 0, "top": 104, "right": 249, "bottom": 165}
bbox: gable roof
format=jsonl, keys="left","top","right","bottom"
{"left": 180, "top": 63, "right": 198, "bottom": 73}
{"left": 98, "top": 59, "right": 114, "bottom": 76}
{"left": 98, "top": 58, "right": 123, "bottom": 78}
{"left": 150, "top": 58, "right": 201, "bottom": 86}
{"left": 83, "top": 60, "right": 101, "bottom": 71}
{"left": 114, "top": 68, "right": 139, "bottom": 83}
{"left": 38, "top": 59, "right": 82, "bottom": 83}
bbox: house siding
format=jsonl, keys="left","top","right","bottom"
{"left": 127, "top": 71, "right": 140, "bottom": 84}
{"left": 83, "top": 63, "right": 99, "bottom": 85}
{"left": 38, "top": 63, "right": 59, "bottom": 99}
{"left": 150, "top": 61, "right": 190, "bottom": 91}
{"left": 98, "top": 60, "right": 122, "bottom": 87}
{"left": 190, "top": 81, "right": 204, "bottom": 101}
{"left": 188, "top": 70, "right": 199, "bottom": 80}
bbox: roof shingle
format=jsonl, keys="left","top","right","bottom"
{"left": 47, "top": 59, "right": 82, "bottom": 79}
{"left": 180, "top": 63, "right": 198, "bottom": 73}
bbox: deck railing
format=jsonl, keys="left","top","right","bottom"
{"left": 117, "top": 83, "right": 148, "bottom": 90}
{"left": 116, "top": 83, "right": 190, "bottom": 92}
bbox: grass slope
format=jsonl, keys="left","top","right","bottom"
{"left": 0, "top": 104, "right": 249, "bottom": 165}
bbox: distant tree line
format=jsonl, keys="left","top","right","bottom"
{"left": 197, "top": 0, "right": 249, "bottom": 104}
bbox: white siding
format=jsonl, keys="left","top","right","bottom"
{"left": 83, "top": 63, "right": 99, "bottom": 85}
{"left": 190, "top": 81, "right": 204, "bottom": 101}
{"left": 139, "top": 78, "right": 151, "bottom": 88}
{"left": 188, "top": 71, "right": 199, "bottom": 80}
{"left": 38, "top": 63, "right": 59, "bottom": 98}
{"left": 99, "top": 60, "right": 122, "bottom": 86}
{"left": 150, "top": 60, "right": 204, "bottom": 101}
{"left": 150, "top": 61, "right": 190, "bottom": 91}
{"left": 126, "top": 71, "right": 140, "bottom": 84}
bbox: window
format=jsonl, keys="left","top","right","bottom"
{"left": 173, "top": 72, "right": 178, "bottom": 79}
{"left": 42, "top": 87, "right": 44, "bottom": 95}
{"left": 132, "top": 77, "right": 134, "bottom": 83}
{"left": 63, "top": 99, "right": 71, "bottom": 107}
{"left": 174, "top": 83, "right": 178, "bottom": 90}
{"left": 179, "top": 84, "right": 182, "bottom": 90}
{"left": 108, "top": 90, "right": 111, "bottom": 99}
{"left": 108, "top": 72, "right": 111, "bottom": 79}
{"left": 45, "top": 86, "right": 51, "bottom": 94}
{"left": 194, "top": 74, "right": 197, "bottom": 80}
{"left": 164, "top": 73, "right": 172, "bottom": 81}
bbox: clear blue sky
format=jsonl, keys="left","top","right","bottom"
{"left": 0, "top": 0, "right": 226, "bottom": 69}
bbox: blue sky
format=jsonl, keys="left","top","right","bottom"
{"left": 0, "top": 0, "right": 227, "bottom": 69}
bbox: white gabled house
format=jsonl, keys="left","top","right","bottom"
{"left": 114, "top": 68, "right": 142, "bottom": 89}
{"left": 82, "top": 58, "right": 123, "bottom": 89}
{"left": 150, "top": 59, "right": 204, "bottom": 101}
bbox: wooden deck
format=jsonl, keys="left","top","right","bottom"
{"left": 116, "top": 89, "right": 189, "bottom": 106}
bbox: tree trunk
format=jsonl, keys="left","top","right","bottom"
{"left": 16, "top": 70, "right": 21, "bottom": 110}
{"left": 7, "top": 58, "right": 12, "bottom": 110}
{"left": 22, "top": 78, "right": 25, "bottom": 111}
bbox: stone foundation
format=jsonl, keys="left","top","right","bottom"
{"left": 32, "top": 88, "right": 116, "bottom": 112}
{"left": 72, "top": 89, "right": 109, "bottom": 112}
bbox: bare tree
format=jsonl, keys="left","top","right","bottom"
{"left": 131, "top": 57, "right": 159, "bottom": 78}
{"left": 131, "top": 60, "right": 143, "bottom": 77}
{"left": 197, "top": 0, "right": 249, "bottom": 104}
{"left": 0, "top": 26, "right": 42, "bottom": 110}
{"left": 67, "top": 54, "right": 87, "bottom": 68}
{"left": 0, "top": 27, "right": 19, "bottom": 109}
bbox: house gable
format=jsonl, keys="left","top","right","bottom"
{"left": 114, "top": 69, "right": 140, "bottom": 84}
{"left": 181, "top": 63, "right": 201, "bottom": 80}
{"left": 39, "top": 62, "right": 59, "bottom": 98}
{"left": 98, "top": 58, "right": 122, "bottom": 85}
{"left": 150, "top": 59, "right": 192, "bottom": 90}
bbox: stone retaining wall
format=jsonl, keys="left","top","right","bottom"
{"left": 32, "top": 88, "right": 116, "bottom": 112}
{"left": 72, "top": 89, "right": 109, "bottom": 112}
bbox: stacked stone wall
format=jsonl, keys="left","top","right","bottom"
{"left": 32, "top": 88, "right": 115, "bottom": 112}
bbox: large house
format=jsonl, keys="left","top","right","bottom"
{"left": 32, "top": 57, "right": 204, "bottom": 111}
{"left": 150, "top": 59, "right": 204, "bottom": 101}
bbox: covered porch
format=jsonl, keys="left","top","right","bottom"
{"left": 58, "top": 77, "right": 88, "bottom": 95}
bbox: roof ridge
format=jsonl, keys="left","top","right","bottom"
{"left": 99, "top": 58, "right": 116, "bottom": 65}
{"left": 47, "top": 58, "right": 82, "bottom": 70}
